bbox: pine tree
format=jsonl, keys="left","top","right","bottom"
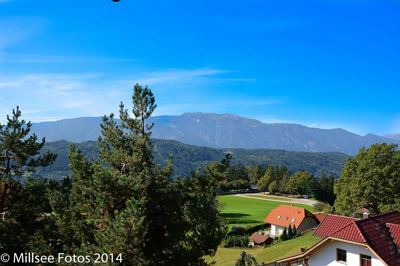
{"left": 0, "top": 106, "right": 56, "bottom": 180}
{"left": 292, "top": 225, "right": 298, "bottom": 237}
{"left": 281, "top": 227, "right": 288, "bottom": 241}
{"left": 0, "top": 107, "right": 57, "bottom": 254}
{"left": 54, "top": 84, "right": 226, "bottom": 265}
{"left": 288, "top": 224, "right": 293, "bottom": 239}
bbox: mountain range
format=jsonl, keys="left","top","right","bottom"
{"left": 31, "top": 113, "right": 400, "bottom": 155}
{"left": 384, "top": 134, "right": 400, "bottom": 140}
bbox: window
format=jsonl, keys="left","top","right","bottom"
{"left": 360, "top": 254, "right": 371, "bottom": 266}
{"left": 336, "top": 248, "right": 347, "bottom": 262}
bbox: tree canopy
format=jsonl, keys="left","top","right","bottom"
{"left": 334, "top": 143, "right": 400, "bottom": 215}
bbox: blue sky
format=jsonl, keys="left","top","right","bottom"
{"left": 0, "top": 0, "right": 399, "bottom": 135}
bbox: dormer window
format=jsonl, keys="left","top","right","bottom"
{"left": 291, "top": 218, "right": 295, "bottom": 223}
{"left": 277, "top": 215, "right": 281, "bottom": 219}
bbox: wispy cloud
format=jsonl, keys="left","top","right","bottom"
{"left": 0, "top": 17, "right": 43, "bottom": 50}
{"left": 0, "top": 67, "right": 257, "bottom": 122}
{"left": 132, "top": 68, "right": 232, "bottom": 86}
{"left": 0, "top": 72, "right": 124, "bottom": 122}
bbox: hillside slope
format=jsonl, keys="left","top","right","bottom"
{"left": 36, "top": 139, "right": 349, "bottom": 179}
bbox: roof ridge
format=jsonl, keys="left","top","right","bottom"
{"left": 352, "top": 221, "right": 367, "bottom": 242}
{"left": 356, "top": 211, "right": 400, "bottom": 225}
{"left": 327, "top": 213, "right": 359, "bottom": 220}
{"left": 387, "top": 222, "right": 400, "bottom": 227}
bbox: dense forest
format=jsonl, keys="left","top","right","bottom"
{"left": 35, "top": 139, "right": 349, "bottom": 180}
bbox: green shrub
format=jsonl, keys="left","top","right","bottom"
{"left": 313, "top": 202, "right": 331, "bottom": 213}
{"left": 224, "top": 235, "right": 249, "bottom": 248}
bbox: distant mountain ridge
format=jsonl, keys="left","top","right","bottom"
{"left": 36, "top": 139, "right": 349, "bottom": 179}
{"left": 385, "top": 133, "right": 400, "bottom": 140}
{"left": 31, "top": 113, "right": 400, "bottom": 155}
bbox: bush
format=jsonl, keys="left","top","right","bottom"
{"left": 224, "top": 235, "right": 249, "bottom": 248}
{"left": 313, "top": 202, "right": 331, "bottom": 213}
{"left": 227, "top": 226, "right": 247, "bottom": 236}
{"left": 245, "top": 223, "right": 270, "bottom": 235}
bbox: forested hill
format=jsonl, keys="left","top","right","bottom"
{"left": 36, "top": 139, "right": 350, "bottom": 179}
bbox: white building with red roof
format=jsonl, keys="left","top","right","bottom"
{"left": 277, "top": 211, "right": 400, "bottom": 266}
{"left": 264, "top": 205, "right": 319, "bottom": 238}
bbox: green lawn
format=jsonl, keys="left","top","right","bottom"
{"left": 207, "top": 231, "right": 321, "bottom": 266}
{"left": 218, "top": 195, "right": 314, "bottom": 228}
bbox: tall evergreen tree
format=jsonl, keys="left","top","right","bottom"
{"left": 287, "top": 224, "right": 293, "bottom": 239}
{"left": 292, "top": 225, "right": 298, "bottom": 237}
{"left": 0, "top": 107, "right": 57, "bottom": 254}
{"left": 53, "top": 84, "right": 225, "bottom": 265}
{"left": 0, "top": 106, "right": 56, "bottom": 179}
{"left": 281, "top": 227, "right": 288, "bottom": 241}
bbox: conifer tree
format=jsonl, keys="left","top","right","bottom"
{"left": 54, "top": 84, "right": 226, "bottom": 265}
{"left": 0, "top": 107, "right": 57, "bottom": 253}
{"left": 281, "top": 227, "right": 288, "bottom": 241}
{"left": 292, "top": 225, "right": 298, "bottom": 237}
{"left": 288, "top": 224, "right": 293, "bottom": 239}
{"left": 0, "top": 106, "right": 56, "bottom": 180}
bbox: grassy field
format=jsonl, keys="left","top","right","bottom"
{"left": 207, "top": 231, "right": 321, "bottom": 266}
{"left": 218, "top": 195, "right": 314, "bottom": 228}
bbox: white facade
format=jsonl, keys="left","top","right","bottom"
{"left": 308, "top": 241, "right": 385, "bottom": 266}
{"left": 270, "top": 224, "right": 285, "bottom": 238}
{"left": 270, "top": 217, "right": 318, "bottom": 239}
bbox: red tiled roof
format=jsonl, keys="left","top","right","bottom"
{"left": 313, "top": 213, "right": 327, "bottom": 223}
{"left": 315, "top": 211, "right": 400, "bottom": 266}
{"left": 264, "top": 205, "right": 314, "bottom": 229}
{"left": 314, "top": 214, "right": 358, "bottom": 238}
{"left": 356, "top": 212, "right": 400, "bottom": 266}
{"left": 387, "top": 223, "right": 400, "bottom": 250}
{"left": 330, "top": 223, "right": 365, "bottom": 243}
{"left": 250, "top": 232, "right": 269, "bottom": 244}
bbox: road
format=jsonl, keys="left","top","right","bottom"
{"left": 235, "top": 193, "right": 318, "bottom": 206}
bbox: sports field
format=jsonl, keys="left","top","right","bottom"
{"left": 218, "top": 195, "right": 314, "bottom": 228}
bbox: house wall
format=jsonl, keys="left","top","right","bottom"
{"left": 308, "top": 241, "right": 385, "bottom": 266}
{"left": 271, "top": 225, "right": 285, "bottom": 238}
{"left": 298, "top": 217, "right": 318, "bottom": 233}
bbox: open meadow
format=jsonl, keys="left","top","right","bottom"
{"left": 206, "top": 231, "right": 321, "bottom": 265}
{"left": 218, "top": 195, "right": 314, "bottom": 228}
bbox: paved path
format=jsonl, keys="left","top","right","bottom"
{"left": 235, "top": 193, "right": 318, "bottom": 206}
